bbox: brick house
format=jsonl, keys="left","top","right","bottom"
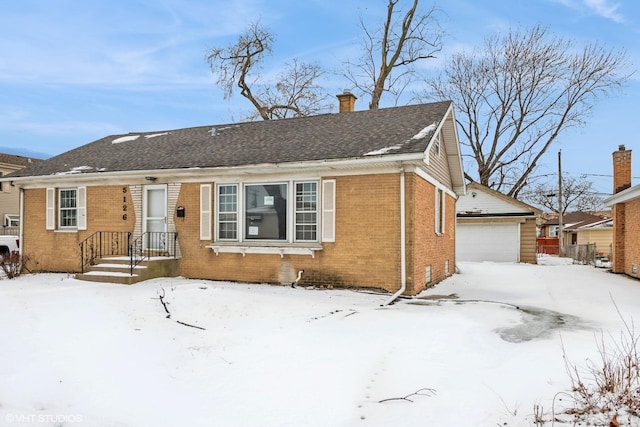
{"left": 3, "top": 96, "right": 465, "bottom": 296}
{"left": 604, "top": 145, "right": 640, "bottom": 278}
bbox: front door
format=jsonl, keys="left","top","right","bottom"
{"left": 143, "top": 185, "right": 167, "bottom": 251}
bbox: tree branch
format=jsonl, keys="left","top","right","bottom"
{"left": 379, "top": 387, "right": 436, "bottom": 403}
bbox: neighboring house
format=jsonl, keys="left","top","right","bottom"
{"left": 3, "top": 95, "right": 465, "bottom": 296}
{"left": 455, "top": 182, "right": 541, "bottom": 263}
{"left": 0, "top": 153, "right": 42, "bottom": 232}
{"left": 604, "top": 145, "right": 640, "bottom": 278}
{"left": 573, "top": 217, "right": 613, "bottom": 258}
{"left": 540, "top": 211, "right": 608, "bottom": 248}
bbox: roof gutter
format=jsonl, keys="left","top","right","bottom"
{"left": 2, "top": 153, "right": 427, "bottom": 188}
{"left": 383, "top": 169, "right": 406, "bottom": 306}
{"left": 456, "top": 212, "right": 538, "bottom": 218}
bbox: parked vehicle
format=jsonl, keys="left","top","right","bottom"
{"left": 0, "top": 235, "right": 19, "bottom": 258}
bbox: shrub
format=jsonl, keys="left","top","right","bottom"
{"left": 0, "top": 251, "right": 28, "bottom": 279}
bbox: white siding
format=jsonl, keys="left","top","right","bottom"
{"left": 457, "top": 187, "right": 532, "bottom": 214}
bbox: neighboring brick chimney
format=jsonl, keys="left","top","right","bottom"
{"left": 613, "top": 144, "right": 632, "bottom": 193}
{"left": 611, "top": 144, "right": 632, "bottom": 274}
{"left": 336, "top": 91, "right": 357, "bottom": 113}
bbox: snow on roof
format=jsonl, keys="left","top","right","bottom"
{"left": 364, "top": 144, "right": 404, "bottom": 156}
{"left": 411, "top": 123, "right": 437, "bottom": 140}
{"left": 112, "top": 135, "right": 140, "bottom": 144}
{"left": 54, "top": 165, "right": 104, "bottom": 175}
{"left": 111, "top": 132, "right": 170, "bottom": 144}
{"left": 365, "top": 123, "right": 438, "bottom": 156}
{"left": 145, "top": 132, "right": 169, "bottom": 139}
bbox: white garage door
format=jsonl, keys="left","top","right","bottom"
{"left": 456, "top": 223, "right": 520, "bottom": 262}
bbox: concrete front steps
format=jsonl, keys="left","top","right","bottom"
{"left": 75, "top": 256, "right": 180, "bottom": 285}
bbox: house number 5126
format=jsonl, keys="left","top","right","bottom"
{"left": 122, "top": 187, "right": 128, "bottom": 220}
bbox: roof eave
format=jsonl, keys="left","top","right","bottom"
{"left": 3, "top": 153, "right": 427, "bottom": 188}
{"left": 604, "top": 184, "right": 640, "bottom": 206}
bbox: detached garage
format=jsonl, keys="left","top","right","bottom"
{"left": 456, "top": 183, "right": 541, "bottom": 264}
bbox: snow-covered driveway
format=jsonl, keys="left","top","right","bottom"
{"left": 0, "top": 257, "right": 638, "bottom": 426}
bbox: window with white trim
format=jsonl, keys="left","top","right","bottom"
{"left": 217, "top": 184, "right": 238, "bottom": 240}
{"left": 295, "top": 182, "right": 317, "bottom": 241}
{"left": 214, "top": 180, "right": 321, "bottom": 243}
{"left": 433, "top": 132, "right": 441, "bottom": 157}
{"left": 59, "top": 189, "right": 78, "bottom": 228}
{"left": 46, "top": 187, "right": 87, "bottom": 231}
{"left": 4, "top": 214, "right": 18, "bottom": 227}
{"left": 245, "top": 183, "right": 287, "bottom": 240}
{"left": 549, "top": 225, "right": 559, "bottom": 237}
{"left": 435, "top": 188, "right": 445, "bottom": 235}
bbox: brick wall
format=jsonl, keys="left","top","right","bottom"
{"left": 407, "top": 174, "right": 455, "bottom": 295}
{"left": 612, "top": 203, "right": 625, "bottom": 273}
{"left": 623, "top": 198, "right": 640, "bottom": 277}
{"left": 23, "top": 174, "right": 455, "bottom": 294}
{"left": 23, "top": 186, "right": 135, "bottom": 272}
{"left": 177, "top": 174, "right": 409, "bottom": 292}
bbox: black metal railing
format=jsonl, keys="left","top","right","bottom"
{"left": 79, "top": 231, "right": 132, "bottom": 273}
{"left": 129, "top": 232, "right": 179, "bottom": 275}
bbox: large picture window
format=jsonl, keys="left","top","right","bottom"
{"left": 245, "top": 183, "right": 287, "bottom": 240}
{"left": 215, "top": 181, "right": 320, "bottom": 243}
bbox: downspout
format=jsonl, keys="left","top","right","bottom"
{"left": 18, "top": 187, "right": 24, "bottom": 256}
{"left": 383, "top": 169, "right": 406, "bottom": 305}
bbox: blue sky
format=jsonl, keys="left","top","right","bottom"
{"left": 1, "top": 0, "right": 638, "bottom": 196}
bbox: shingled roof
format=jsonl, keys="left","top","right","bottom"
{"left": 0, "top": 153, "right": 43, "bottom": 168}
{"left": 9, "top": 101, "right": 453, "bottom": 179}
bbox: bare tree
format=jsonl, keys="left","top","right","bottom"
{"left": 206, "top": 22, "right": 332, "bottom": 120}
{"left": 245, "top": 59, "right": 333, "bottom": 120}
{"left": 520, "top": 174, "right": 605, "bottom": 214}
{"left": 426, "top": 25, "right": 631, "bottom": 198}
{"left": 344, "top": 0, "right": 444, "bottom": 110}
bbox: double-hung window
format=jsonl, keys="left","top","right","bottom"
{"left": 295, "top": 182, "right": 317, "bottom": 241}
{"left": 217, "top": 185, "right": 238, "bottom": 240}
{"left": 46, "top": 187, "right": 87, "bottom": 231}
{"left": 59, "top": 189, "right": 78, "bottom": 228}
{"left": 215, "top": 180, "right": 320, "bottom": 243}
{"left": 433, "top": 132, "right": 441, "bottom": 157}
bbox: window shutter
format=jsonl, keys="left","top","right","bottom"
{"left": 77, "top": 187, "right": 87, "bottom": 230}
{"left": 200, "top": 184, "right": 212, "bottom": 240}
{"left": 321, "top": 180, "right": 336, "bottom": 242}
{"left": 46, "top": 188, "right": 55, "bottom": 230}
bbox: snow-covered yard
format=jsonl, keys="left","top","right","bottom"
{"left": 0, "top": 257, "right": 639, "bottom": 426}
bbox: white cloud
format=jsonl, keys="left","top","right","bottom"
{"left": 584, "top": 0, "right": 625, "bottom": 23}
{"left": 553, "top": 0, "right": 625, "bottom": 23}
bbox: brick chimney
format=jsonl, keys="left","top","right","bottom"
{"left": 336, "top": 91, "right": 357, "bottom": 113}
{"left": 613, "top": 144, "right": 632, "bottom": 194}
{"left": 611, "top": 144, "right": 632, "bottom": 274}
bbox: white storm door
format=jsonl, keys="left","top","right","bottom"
{"left": 143, "top": 184, "right": 167, "bottom": 250}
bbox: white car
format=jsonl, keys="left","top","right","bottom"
{"left": 0, "top": 236, "right": 19, "bottom": 259}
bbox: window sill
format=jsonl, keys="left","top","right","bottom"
{"left": 207, "top": 243, "right": 323, "bottom": 258}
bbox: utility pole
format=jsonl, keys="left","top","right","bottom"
{"left": 558, "top": 150, "right": 564, "bottom": 257}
